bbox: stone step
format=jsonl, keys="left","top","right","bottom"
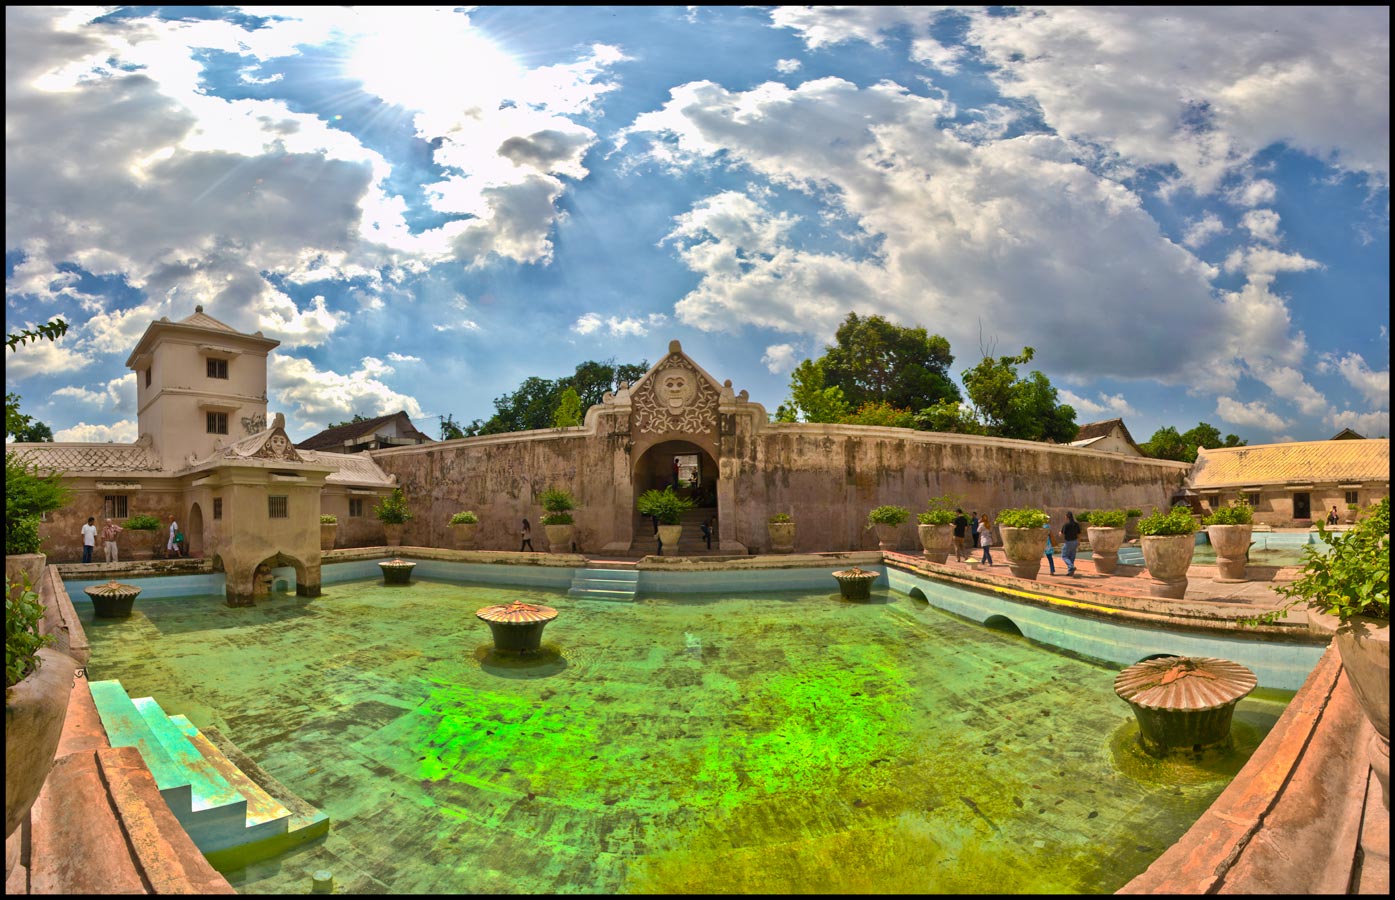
{"left": 568, "top": 566, "right": 639, "bottom": 601}
{"left": 88, "top": 680, "right": 193, "bottom": 815}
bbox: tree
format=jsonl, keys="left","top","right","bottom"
{"left": 818, "top": 313, "right": 960, "bottom": 412}
{"left": 552, "top": 387, "right": 583, "bottom": 428}
{"left": 958, "top": 346, "right": 1078, "bottom": 443}
{"left": 1141, "top": 422, "right": 1247, "bottom": 462}
{"left": 475, "top": 358, "right": 648, "bottom": 435}
{"left": 6, "top": 317, "right": 67, "bottom": 352}
{"left": 439, "top": 414, "right": 466, "bottom": 441}
{"left": 842, "top": 401, "right": 917, "bottom": 429}
{"left": 913, "top": 399, "right": 986, "bottom": 435}
{"left": 325, "top": 413, "right": 371, "bottom": 430}
{"left": 6, "top": 393, "right": 54, "bottom": 442}
{"left": 775, "top": 359, "right": 851, "bottom": 423}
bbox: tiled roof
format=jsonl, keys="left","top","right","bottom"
{"left": 297, "top": 449, "right": 396, "bottom": 487}
{"left": 1190, "top": 439, "right": 1390, "bottom": 488}
{"left": 1074, "top": 419, "right": 1124, "bottom": 441}
{"left": 177, "top": 308, "right": 238, "bottom": 332}
{"left": 295, "top": 411, "right": 432, "bottom": 451}
{"left": 5, "top": 442, "right": 163, "bottom": 474}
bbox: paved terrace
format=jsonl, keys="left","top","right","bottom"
{"left": 8, "top": 545, "right": 1388, "bottom": 894}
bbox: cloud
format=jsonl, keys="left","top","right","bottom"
{"left": 1057, "top": 390, "right": 1136, "bottom": 419}
{"left": 770, "top": 6, "right": 965, "bottom": 73}
{"left": 1226, "top": 178, "right": 1277, "bottom": 207}
{"left": 53, "top": 420, "right": 138, "bottom": 443}
{"left": 3, "top": 324, "right": 95, "bottom": 380}
{"left": 270, "top": 355, "right": 424, "bottom": 436}
{"left": 386, "top": 352, "right": 420, "bottom": 363}
{"left": 1326, "top": 408, "right": 1390, "bottom": 438}
{"left": 1181, "top": 212, "right": 1227, "bottom": 249}
{"left": 1239, "top": 209, "right": 1282, "bottom": 245}
{"left": 775, "top": 58, "right": 802, "bottom": 74}
{"left": 1335, "top": 353, "right": 1390, "bottom": 409}
{"left": 571, "top": 312, "right": 668, "bottom": 338}
{"left": 1215, "top": 396, "right": 1287, "bottom": 432}
{"left": 51, "top": 373, "right": 135, "bottom": 414}
{"left": 761, "top": 343, "right": 798, "bottom": 374}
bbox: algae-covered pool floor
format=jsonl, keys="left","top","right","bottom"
{"left": 81, "top": 579, "right": 1289, "bottom": 894}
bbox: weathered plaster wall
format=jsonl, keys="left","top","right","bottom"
{"left": 370, "top": 423, "right": 1191, "bottom": 554}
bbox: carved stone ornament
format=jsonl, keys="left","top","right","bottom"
{"left": 631, "top": 355, "right": 718, "bottom": 435}
{"left": 241, "top": 411, "right": 267, "bottom": 436}
{"left": 252, "top": 429, "right": 302, "bottom": 462}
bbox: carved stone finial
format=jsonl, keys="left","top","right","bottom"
{"left": 669, "top": 339, "right": 682, "bottom": 354}
{"left": 273, "top": 412, "right": 285, "bottom": 429}
{"left": 195, "top": 305, "right": 203, "bottom": 313}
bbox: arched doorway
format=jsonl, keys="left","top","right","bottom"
{"left": 187, "top": 502, "right": 204, "bottom": 558}
{"left": 633, "top": 440, "right": 720, "bottom": 553}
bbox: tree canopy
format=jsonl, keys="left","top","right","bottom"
{"left": 1140, "top": 422, "right": 1247, "bottom": 462}
{"left": 958, "top": 347, "right": 1078, "bottom": 444}
{"left": 6, "top": 393, "right": 54, "bottom": 443}
{"left": 820, "top": 313, "right": 960, "bottom": 412}
{"left": 470, "top": 358, "right": 648, "bottom": 435}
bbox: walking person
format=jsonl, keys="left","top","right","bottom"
{"left": 101, "top": 518, "right": 123, "bottom": 563}
{"left": 166, "top": 516, "right": 180, "bottom": 559}
{"left": 81, "top": 516, "right": 97, "bottom": 563}
{"left": 1326, "top": 506, "right": 1340, "bottom": 525}
{"left": 1042, "top": 516, "right": 1056, "bottom": 575}
{"left": 519, "top": 518, "right": 534, "bottom": 552}
{"left": 1061, "top": 511, "right": 1081, "bottom": 576}
{"left": 977, "top": 514, "right": 994, "bottom": 566}
{"left": 951, "top": 508, "right": 970, "bottom": 561}
{"left": 700, "top": 516, "right": 713, "bottom": 550}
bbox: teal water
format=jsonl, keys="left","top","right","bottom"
{"left": 80, "top": 579, "right": 1290, "bottom": 894}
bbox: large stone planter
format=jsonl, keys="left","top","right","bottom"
{"left": 1087, "top": 526, "right": 1126, "bottom": 574}
{"left": 1140, "top": 534, "right": 1195, "bottom": 599}
{"left": 917, "top": 523, "right": 954, "bottom": 563}
{"left": 656, "top": 524, "right": 682, "bottom": 555}
{"left": 1206, "top": 524, "right": 1253, "bottom": 582}
{"left": 451, "top": 522, "right": 479, "bottom": 549}
{"left": 6, "top": 647, "right": 77, "bottom": 839}
{"left": 1333, "top": 616, "right": 1390, "bottom": 809}
{"left": 1000, "top": 526, "right": 1048, "bottom": 580}
{"left": 873, "top": 523, "right": 902, "bottom": 551}
{"left": 544, "top": 523, "right": 575, "bottom": 553}
{"left": 382, "top": 522, "right": 404, "bottom": 547}
{"left": 767, "top": 522, "right": 796, "bottom": 553}
{"left": 320, "top": 523, "right": 337, "bottom": 552}
{"left": 4, "top": 553, "right": 46, "bottom": 592}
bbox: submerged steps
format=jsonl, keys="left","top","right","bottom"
{"left": 569, "top": 564, "right": 639, "bottom": 601}
{"left": 88, "top": 679, "right": 328, "bottom": 871}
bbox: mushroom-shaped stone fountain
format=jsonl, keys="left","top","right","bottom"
{"left": 1114, "top": 656, "right": 1257, "bottom": 757}
{"left": 378, "top": 558, "right": 417, "bottom": 585}
{"left": 831, "top": 567, "right": 878, "bottom": 601}
{"left": 84, "top": 580, "right": 142, "bottom": 619}
{"left": 476, "top": 601, "right": 558, "bottom": 654}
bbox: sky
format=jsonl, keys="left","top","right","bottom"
{"left": 5, "top": 5, "right": 1390, "bottom": 448}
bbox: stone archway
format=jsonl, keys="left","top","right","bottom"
{"left": 634, "top": 439, "right": 718, "bottom": 505}
{"left": 186, "top": 502, "right": 204, "bottom": 558}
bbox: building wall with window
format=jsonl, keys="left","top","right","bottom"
{"left": 1189, "top": 439, "right": 1390, "bottom": 526}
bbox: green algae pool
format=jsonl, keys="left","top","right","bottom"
{"left": 81, "top": 578, "right": 1291, "bottom": 894}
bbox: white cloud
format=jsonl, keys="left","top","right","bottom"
{"left": 771, "top": 6, "right": 964, "bottom": 73}
{"left": 1216, "top": 396, "right": 1288, "bottom": 432}
{"left": 1335, "top": 353, "right": 1390, "bottom": 409}
{"left": 53, "top": 420, "right": 138, "bottom": 443}
{"left": 761, "top": 343, "right": 798, "bottom": 374}
{"left": 3, "top": 325, "right": 95, "bottom": 380}
{"left": 52, "top": 373, "right": 135, "bottom": 414}
{"left": 571, "top": 312, "right": 668, "bottom": 338}
{"left": 1057, "top": 390, "right": 1136, "bottom": 419}
{"left": 775, "top": 58, "right": 802, "bottom": 74}
{"left": 270, "top": 355, "right": 424, "bottom": 436}
{"left": 572, "top": 313, "right": 603, "bottom": 336}
{"left": 386, "top": 352, "right": 420, "bottom": 363}
{"left": 1226, "top": 178, "right": 1277, "bottom": 207}
{"left": 1181, "top": 212, "right": 1227, "bottom": 249}
{"left": 1327, "top": 408, "right": 1390, "bottom": 437}
{"left": 1239, "top": 209, "right": 1282, "bottom": 245}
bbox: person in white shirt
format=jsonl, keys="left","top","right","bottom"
{"left": 168, "top": 517, "right": 180, "bottom": 558}
{"left": 81, "top": 517, "right": 98, "bottom": 563}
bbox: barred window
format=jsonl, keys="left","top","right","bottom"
{"left": 103, "top": 495, "right": 129, "bottom": 518}
{"left": 349, "top": 498, "right": 364, "bottom": 518}
{"left": 207, "top": 358, "right": 228, "bottom": 379}
{"left": 207, "top": 412, "right": 228, "bottom": 434}
{"left": 213, "top": 497, "right": 223, "bottom": 520}
{"left": 1245, "top": 492, "right": 1260, "bottom": 507}
{"left": 268, "top": 496, "right": 288, "bottom": 519}
{"left": 1345, "top": 490, "right": 1359, "bottom": 505}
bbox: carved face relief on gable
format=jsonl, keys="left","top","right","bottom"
{"left": 658, "top": 368, "right": 697, "bottom": 410}
{"left": 632, "top": 356, "right": 718, "bottom": 435}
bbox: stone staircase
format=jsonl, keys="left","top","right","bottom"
{"left": 88, "top": 679, "right": 328, "bottom": 871}
{"left": 630, "top": 506, "right": 719, "bottom": 556}
{"left": 568, "top": 562, "right": 640, "bottom": 601}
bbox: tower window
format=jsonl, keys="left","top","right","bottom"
{"left": 207, "top": 412, "right": 228, "bottom": 434}
{"left": 144, "top": 368, "right": 152, "bottom": 387}
{"left": 207, "top": 358, "right": 228, "bottom": 379}
{"left": 213, "top": 497, "right": 223, "bottom": 520}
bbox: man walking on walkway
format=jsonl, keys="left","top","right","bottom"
{"left": 1061, "top": 511, "right": 1081, "bottom": 576}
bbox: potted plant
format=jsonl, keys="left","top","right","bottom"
{"left": 637, "top": 487, "right": 696, "bottom": 555}
{"left": 122, "top": 513, "right": 163, "bottom": 561}
{"left": 1124, "top": 507, "right": 1144, "bottom": 539}
{"left": 539, "top": 487, "right": 577, "bottom": 554}
{"left": 767, "top": 513, "right": 795, "bottom": 554}
{"left": 1084, "top": 509, "right": 1128, "bottom": 575}
{"left": 916, "top": 496, "right": 957, "bottom": 564}
{"left": 866, "top": 505, "right": 910, "bottom": 551}
{"left": 449, "top": 511, "right": 479, "bottom": 549}
{"left": 1203, "top": 500, "right": 1253, "bottom": 583}
{"left": 996, "top": 507, "right": 1050, "bottom": 579}
{"left": 319, "top": 514, "right": 338, "bottom": 552}
{"left": 1136, "top": 505, "right": 1198, "bottom": 599}
{"left": 373, "top": 488, "right": 412, "bottom": 547}
{"left": 1249, "top": 497, "right": 1388, "bottom": 806}
{"left": 6, "top": 575, "right": 76, "bottom": 839}
{"left": 1347, "top": 502, "right": 1359, "bottom": 524}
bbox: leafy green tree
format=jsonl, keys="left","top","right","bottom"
{"left": 6, "top": 317, "right": 67, "bottom": 351}
{"left": 775, "top": 359, "right": 851, "bottom": 423}
{"left": 1141, "top": 422, "right": 1247, "bottom": 462}
{"left": 842, "top": 400, "right": 916, "bottom": 429}
{"left": 325, "top": 413, "right": 372, "bottom": 430}
{"left": 6, "top": 393, "right": 54, "bottom": 442}
{"left": 959, "top": 346, "right": 1078, "bottom": 443}
{"left": 552, "top": 387, "right": 583, "bottom": 427}
{"left": 6, "top": 452, "right": 72, "bottom": 554}
{"left": 913, "top": 399, "right": 987, "bottom": 435}
{"left": 820, "top": 313, "right": 960, "bottom": 412}
{"left": 439, "top": 414, "right": 466, "bottom": 441}
{"left": 477, "top": 358, "right": 648, "bottom": 435}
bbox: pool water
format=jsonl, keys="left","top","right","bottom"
{"left": 80, "top": 579, "right": 1290, "bottom": 894}
{"left": 1108, "top": 531, "right": 1331, "bottom": 568}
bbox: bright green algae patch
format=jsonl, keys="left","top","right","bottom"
{"left": 81, "top": 579, "right": 1290, "bottom": 894}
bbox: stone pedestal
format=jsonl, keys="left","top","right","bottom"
{"left": 1114, "top": 656, "right": 1257, "bottom": 757}
{"left": 476, "top": 601, "right": 558, "bottom": 654}
{"left": 378, "top": 559, "right": 416, "bottom": 585}
{"left": 83, "top": 581, "right": 142, "bottom": 619}
{"left": 832, "top": 567, "right": 877, "bottom": 601}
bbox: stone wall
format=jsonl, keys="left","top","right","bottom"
{"left": 370, "top": 423, "right": 1191, "bottom": 554}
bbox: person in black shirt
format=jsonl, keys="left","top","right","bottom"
{"left": 951, "top": 508, "right": 970, "bottom": 561}
{"left": 1061, "top": 511, "right": 1081, "bottom": 576}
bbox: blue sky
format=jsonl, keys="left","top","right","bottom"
{"left": 5, "top": 6, "right": 1389, "bottom": 446}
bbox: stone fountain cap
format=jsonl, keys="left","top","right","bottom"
{"left": 1114, "top": 656, "right": 1257, "bottom": 712}
{"left": 832, "top": 567, "right": 877, "bottom": 578}
{"left": 378, "top": 558, "right": 416, "bottom": 567}
{"left": 83, "top": 580, "right": 142, "bottom": 598}
{"left": 476, "top": 601, "right": 558, "bottom": 624}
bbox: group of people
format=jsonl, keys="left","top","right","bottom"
{"left": 950, "top": 508, "right": 1082, "bottom": 576}
{"left": 79, "top": 514, "right": 185, "bottom": 563}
